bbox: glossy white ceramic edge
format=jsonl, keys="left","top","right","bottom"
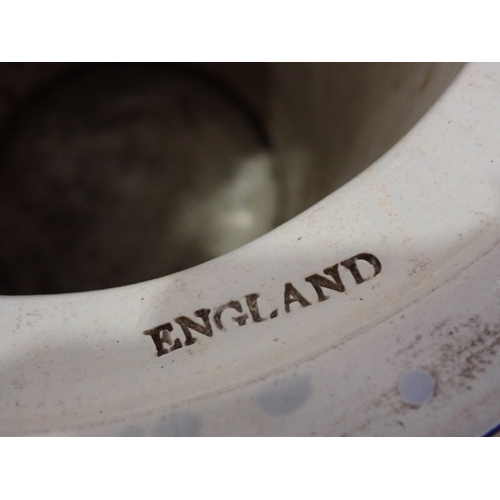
{"left": 1, "top": 62, "right": 500, "bottom": 436}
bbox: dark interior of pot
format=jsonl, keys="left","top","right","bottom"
{"left": 0, "top": 62, "right": 463, "bottom": 295}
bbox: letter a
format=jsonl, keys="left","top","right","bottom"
{"left": 284, "top": 282, "right": 311, "bottom": 313}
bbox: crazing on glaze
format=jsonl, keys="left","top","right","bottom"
{"left": 143, "top": 253, "right": 382, "bottom": 357}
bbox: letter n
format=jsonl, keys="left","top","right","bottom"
{"left": 175, "top": 308, "right": 212, "bottom": 345}
{"left": 305, "top": 264, "right": 346, "bottom": 302}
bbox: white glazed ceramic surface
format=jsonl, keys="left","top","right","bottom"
{"left": 1, "top": 63, "right": 500, "bottom": 436}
